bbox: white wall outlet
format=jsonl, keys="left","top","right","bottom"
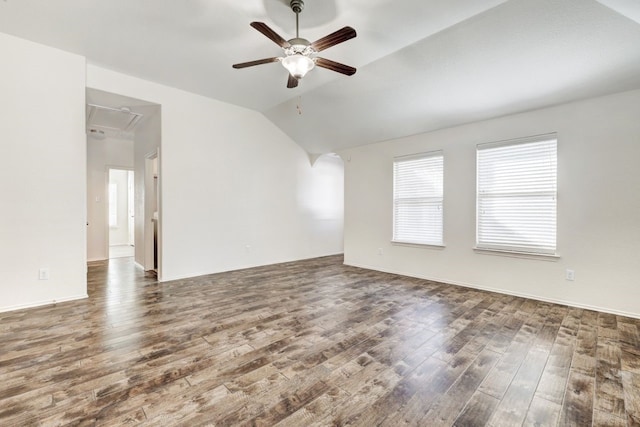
{"left": 245, "top": 245, "right": 251, "bottom": 252}
{"left": 565, "top": 269, "right": 575, "bottom": 281}
{"left": 39, "top": 268, "right": 50, "bottom": 280}
{"left": 377, "top": 248, "right": 383, "bottom": 255}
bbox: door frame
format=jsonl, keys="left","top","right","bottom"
{"left": 144, "top": 149, "right": 161, "bottom": 277}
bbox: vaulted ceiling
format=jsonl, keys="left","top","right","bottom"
{"left": 1, "top": 0, "right": 640, "bottom": 154}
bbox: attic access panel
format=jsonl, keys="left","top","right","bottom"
{"left": 86, "top": 104, "right": 143, "bottom": 133}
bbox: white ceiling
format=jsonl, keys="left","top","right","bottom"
{"left": 2, "top": 0, "right": 640, "bottom": 153}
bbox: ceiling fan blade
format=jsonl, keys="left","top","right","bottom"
{"left": 314, "top": 57, "right": 357, "bottom": 76}
{"left": 310, "top": 26, "right": 357, "bottom": 52}
{"left": 232, "top": 57, "right": 280, "bottom": 69}
{"left": 250, "top": 22, "right": 291, "bottom": 48}
{"left": 287, "top": 74, "right": 299, "bottom": 89}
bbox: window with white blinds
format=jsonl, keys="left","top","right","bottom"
{"left": 393, "top": 152, "right": 444, "bottom": 245}
{"left": 476, "top": 134, "right": 557, "bottom": 254}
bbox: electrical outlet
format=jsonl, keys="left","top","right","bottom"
{"left": 245, "top": 245, "right": 251, "bottom": 252}
{"left": 377, "top": 248, "right": 383, "bottom": 255}
{"left": 39, "top": 268, "right": 50, "bottom": 280}
{"left": 565, "top": 269, "right": 575, "bottom": 281}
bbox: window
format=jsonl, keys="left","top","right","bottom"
{"left": 476, "top": 134, "right": 557, "bottom": 255}
{"left": 393, "top": 152, "right": 444, "bottom": 245}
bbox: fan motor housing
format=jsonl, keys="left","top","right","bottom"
{"left": 288, "top": 37, "right": 310, "bottom": 47}
{"left": 290, "top": 0, "right": 304, "bottom": 13}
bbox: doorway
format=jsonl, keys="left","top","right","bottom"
{"left": 108, "top": 168, "right": 135, "bottom": 259}
{"left": 85, "top": 88, "right": 161, "bottom": 276}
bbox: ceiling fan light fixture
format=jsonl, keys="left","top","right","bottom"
{"left": 232, "top": 0, "right": 357, "bottom": 88}
{"left": 282, "top": 54, "right": 315, "bottom": 79}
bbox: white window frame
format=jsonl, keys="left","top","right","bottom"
{"left": 392, "top": 151, "right": 444, "bottom": 246}
{"left": 476, "top": 133, "right": 557, "bottom": 256}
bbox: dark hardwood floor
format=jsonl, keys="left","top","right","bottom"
{"left": 1, "top": 255, "right": 639, "bottom": 426}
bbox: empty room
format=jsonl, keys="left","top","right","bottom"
{"left": 1, "top": 0, "right": 639, "bottom": 425}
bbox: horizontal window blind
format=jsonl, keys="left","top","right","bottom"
{"left": 477, "top": 136, "right": 557, "bottom": 254}
{"left": 393, "top": 152, "right": 443, "bottom": 245}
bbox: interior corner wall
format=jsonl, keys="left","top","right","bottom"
{"left": 0, "top": 32, "right": 87, "bottom": 312}
{"left": 86, "top": 65, "right": 344, "bottom": 281}
{"left": 87, "top": 136, "right": 134, "bottom": 261}
{"left": 340, "top": 89, "right": 640, "bottom": 318}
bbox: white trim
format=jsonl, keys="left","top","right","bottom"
{"left": 473, "top": 247, "right": 560, "bottom": 261}
{"left": 159, "top": 252, "right": 345, "bottom": 283}
{"left": 476, "top": 132, "right": 558, "bottom": 150}
{"left": 393, "top": 149, "right": 443, "bottom": 161}
{"left": 343, "top": 261, "right": 640, "bottom": 320}
{"left": 144, "top": 150, "right": 160, "bottom": 278}
{"left": 391, "top": 241, "right": 446, "bottom": 250}
{"left": 0, "top": 294, "right": 89, "bottom": 314}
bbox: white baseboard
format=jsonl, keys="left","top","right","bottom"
{"left": 0, "top": 294, "right": 89, "bottom": 314}
{"left": 344, "top": 261, "right": 640, "bottom": 320}
{"left": 160, "top": 252, "right": 345, "bottom": 283}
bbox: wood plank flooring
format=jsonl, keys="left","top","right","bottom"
{"left": 1, "top": 255, "right": 639, "bottom": 426}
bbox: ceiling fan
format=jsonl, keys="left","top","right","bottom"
{"left": 232, "top": 0, "right": 357, "bottom": 88}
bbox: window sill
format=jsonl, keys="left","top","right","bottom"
{"left": 392, "top": 241, "right": 446, "bottom": 250}
{"left": 473, "top": 247, "right": 559, "bottom": 261}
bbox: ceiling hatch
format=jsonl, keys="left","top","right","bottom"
{"left": 86, "top": 104, "right": 144, "bottom": 138}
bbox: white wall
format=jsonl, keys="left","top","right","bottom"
{"left": 87, "top": 136, "right": 134, "bottom": 261}
{"left": 87, "top": 65, "right": 344, "bottom": 281}
{"left": 0, "top": 32, "right": 87, "bottom": 312}
{"left": 341, "top": 89, "right": 640, "bottom": 318}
